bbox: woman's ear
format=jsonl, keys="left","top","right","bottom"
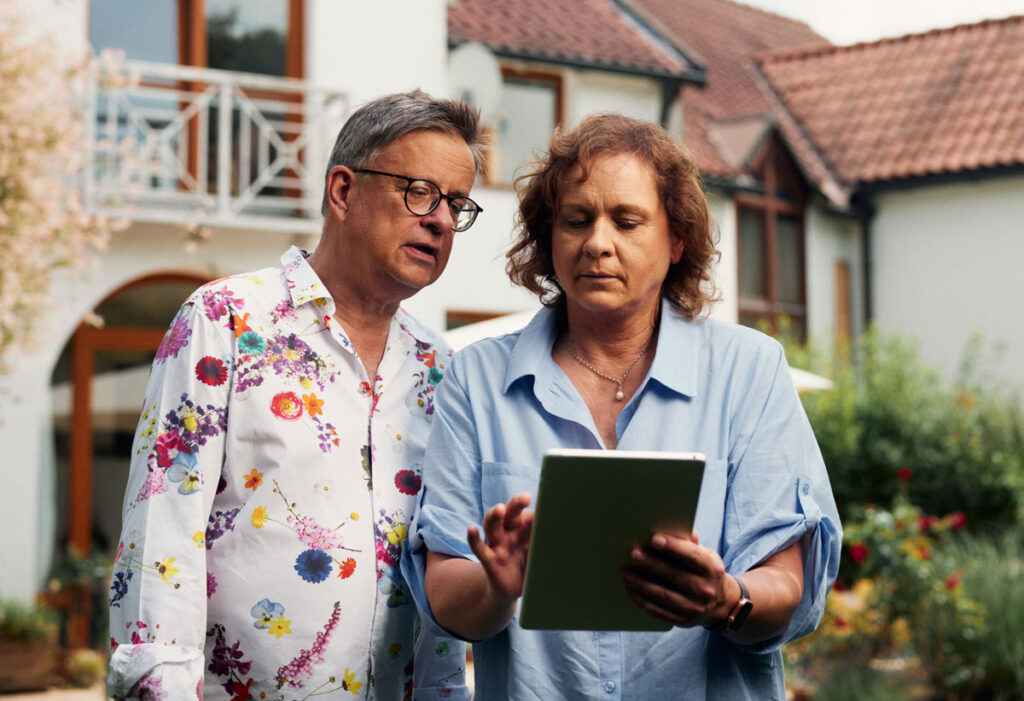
{"left": 326, "top": 166, "right": 355, "bottom": 220}
{"left": 670, "top": 230, "right": 685, "bottom": 264}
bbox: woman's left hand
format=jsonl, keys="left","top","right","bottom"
{"left": 619, "top": 531, "right": 735, "bottom": 628}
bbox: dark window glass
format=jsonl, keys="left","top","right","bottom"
{"left": 738, "top": 208, "right": 766, "bottom": 298}
{"left": 776, "top": 214, "right": 803, "bottom": 304}
{"left": 207, "top": 0, "right": 287, "bottom": 76}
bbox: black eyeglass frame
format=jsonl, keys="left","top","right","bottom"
{"left": 351, "top": 167, "right": 483, "bottom": 232}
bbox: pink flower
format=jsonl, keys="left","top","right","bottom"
{"left": 897, "top": 466, "right": 912, "bottom": 481}
{"left": 948, "top": 511, "right": 968, "bottom": 532}
{"left": 154, "top": 430, "right": 187, "bottom": 468}
{"left": 274, "top": 602, "right": 341, "bottom": 688}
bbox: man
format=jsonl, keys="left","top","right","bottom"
{"left": 108, "top": 91, "right": 485, "bottom": 700}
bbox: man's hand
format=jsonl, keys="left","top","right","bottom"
{"left": 467, "top": 493, "right": 534, "bottom": 605}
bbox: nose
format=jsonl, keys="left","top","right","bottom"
{"left": 420, "top": 199, "right": 456, "bottom": 236}
{"left": 581, "top": 217, "right": 614, "bottom": 257}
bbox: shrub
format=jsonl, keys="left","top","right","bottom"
{"left": 788, "top": 327, "right": 1024, "bottom": 531}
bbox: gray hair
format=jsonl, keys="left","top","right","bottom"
{"left": 320, "top": 90, "right": 487, "bottom": 215}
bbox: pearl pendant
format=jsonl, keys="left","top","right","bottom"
{"left": 615, "top": 389, "right": 625, "bottom": 401}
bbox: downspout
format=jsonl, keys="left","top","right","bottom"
{"left": 659, "top": 78, "right": 683, "bottom": 129}
{"left": 856, "top": 194, "right": 876, "bottom": 327}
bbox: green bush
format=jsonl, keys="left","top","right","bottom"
{"left": 787, "top": 328, "right": 1024, "bottom": 532}
{"left": 0, "top": 597, "right": 57, "bottom": 642}
{"left": 922, "top": 527, "right": 1024, "bottom": 699}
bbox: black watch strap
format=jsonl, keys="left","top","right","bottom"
{"left": 708, "top": 574, "right": 753, "bottom": 633}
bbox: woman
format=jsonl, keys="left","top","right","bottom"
{"left": 403, "top": 115, "right": 841, "bottom": 699}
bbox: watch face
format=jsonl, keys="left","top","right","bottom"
{"left": 728, "top": 599, "right": 753, "bottom": 631}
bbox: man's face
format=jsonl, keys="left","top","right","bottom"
{"left": 337, "top": 130, "right": 476, "bottom": 304}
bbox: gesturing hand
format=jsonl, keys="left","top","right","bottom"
{"left": 467, "top": 493, "right": 535, "bottom": 606}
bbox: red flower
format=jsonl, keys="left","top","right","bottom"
{"left": 849, "top": 542, "right": 869, "bottom": 563}
{"left": 948, "top": 511, "right": 967, "bottom": 532}
{"left": 897, "top": 466, "right": 912, "bottom": 481}
{"left": 338, "top": 557, "right": 357, "bottom": 579}
{"left": 394, "top": 469, "right": 422, "bottom": 496}
{"left": 270, "top": 392, "right": 303, "bottom": 421}
{"left": 109, "top": 636, "right": 119, "bottom": 652}
{"left": 945, "top": 569, "right": 964, "bottom": 591}
{"left": 834, "top": 616, "right": 849, "bottom": 630}
{"left": 230, "top": 678, "right": 253, "bottom": 701}
{"left": 832, "top": 579, "right": 848, "bottom": 592}
{"left": 195, "top": 356, "right": 228, "bottom": 386}
{"left": 918, "top": 515, "right": 938, "bottom": 533}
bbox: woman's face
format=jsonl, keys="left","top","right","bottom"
{"left": 551, "top": 152, "right": 683, "bottom": 321}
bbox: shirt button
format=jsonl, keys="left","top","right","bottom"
{"left": 802, "top": 482, "right": 811, "bottom": 495}
{"left": 603, "top": 681, "right": 616, "bottom": 693}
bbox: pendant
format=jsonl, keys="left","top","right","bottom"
{"left": 615, "top": 389, "right": 624, "bottom": 401}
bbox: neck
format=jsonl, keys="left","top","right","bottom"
{"left": 562, "top": 299, "right": 661, "bottom": 362}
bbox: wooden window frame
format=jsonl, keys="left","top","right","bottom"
{"left": 736, "top": 134, "right": 808, "bottom": 339}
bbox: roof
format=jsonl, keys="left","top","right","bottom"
{"left": 759, "top": 15, "right": 1024, "bottom": 188}
{"left": 447, "top": 0, "right": 701, "bottom": 81}
{"left": 625, "top": 0, "right": 829, "bottom": 177}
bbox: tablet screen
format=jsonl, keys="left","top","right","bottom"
{"left": 519, "top": 449, "right": 705, "bottom": 631}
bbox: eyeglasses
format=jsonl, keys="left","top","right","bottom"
{"left": 352, "top": 168, "right": 483, "bottom": 232}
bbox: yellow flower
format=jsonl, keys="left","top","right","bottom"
{"left": 252, "top": 505, "right": 268, "bottom": 528}
{"left": 285, "top": 348, "right": 298, "bottom": 361}
{"left": 156, "top": 557, "right": 179, "bottom": 585}
{"left": 300, "top": 377, "right": 313, "bottom": 391}
{"left": 183, "top": 411, "right": 198, "bottom": 433}
{"left": 342, "top": 668, "right": 362, "bottom": 695}
{"left": 192, "top": 531, "right": 205, "bottom": 548}
{"left": 386, "top": 524, "right": 408, "bottom": 546}
{"left": 268, "top": 615, "right": 292, "bottom": 638}
{"left": 350, "top": 512, "right": 359, "bottom": 521}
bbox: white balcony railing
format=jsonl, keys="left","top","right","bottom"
{"left": 85, "top": 60, "right": 349, "bottom": 233}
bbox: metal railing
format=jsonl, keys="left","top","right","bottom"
{"left": 84, "top": 60, "right": 349, "bottom": 233}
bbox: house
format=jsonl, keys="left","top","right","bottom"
{"left": 3, "top": 0, "right": 1022, "bottom": 649}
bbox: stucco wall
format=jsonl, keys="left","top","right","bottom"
{"left": 869, "top": 173, "right": 1024, "bottom": 392}
{"left": 806, "top": 204, "right": 864, "bottom": 343}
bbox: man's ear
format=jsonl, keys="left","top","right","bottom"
{"left": 326, "top": 166, "right": 356, "bottom": 220}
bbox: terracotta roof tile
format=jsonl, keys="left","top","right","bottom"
{"left": 759, "top": 16, "right": 1024, "bottom": 185}
{"left": 625, "top": 0, "right": 828, "bottom": 177}
{"left": 448, "top": 0, "right": 695, "bottom": 78}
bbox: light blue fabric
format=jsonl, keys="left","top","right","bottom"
{"left": 403, "top": 299, "right": 842, "bottom": 700}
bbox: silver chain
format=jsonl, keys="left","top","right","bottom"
{"left": 567, "top": 335, "right": 654, "bottom": 401}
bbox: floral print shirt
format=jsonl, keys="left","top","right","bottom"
{"left": 108, "top": 247, "right": 467, "bottom": 701}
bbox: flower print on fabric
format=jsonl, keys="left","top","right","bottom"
{"left": 405, "top": 338, "right": 447, "bottom": 418}
{"left": 394, "top": 465, "right": 422, "bottom": 496}
{"left": 155, "top": 307, "right": 192, "bottom": 364}
{"left": 206, "top": 507, "right": 241, "bottom": 550}
{"left": 238, "top": 330, "right": 266, "bottom": 356}
{"left": 201, "top": 282, "right": 245, "bottom": 326}
{"left": 275, "top": 601, "right": 342, "bottom": 691}
{"left": 167, "top": 451, "right": 201, "bottom": 495}
{"left": 375, "top": 508, "right": 410, "bottom": 608}
{"left": 195, "top": 356, "right": 228, "bottom": 386}
{"left": 207, "top": 623, "right": 254, "bottom": 695}
{"left": 110, "top": 544, "right": 182, "bottom": 600}
{"left": 251, "top": 599, "right": 292, "bottom": 639}
{"left": 270, "top": 392, "right": 303, "bottom": 421}
{"left": 295, "top": 549, "right": 333, "bottom": 583}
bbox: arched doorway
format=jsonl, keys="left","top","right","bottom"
{"left": 51, "top": 272, "right": 208, "bottom": 648}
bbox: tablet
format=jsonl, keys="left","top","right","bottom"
{"left": 518, "top": 449, "right": 705, "bottom": 631}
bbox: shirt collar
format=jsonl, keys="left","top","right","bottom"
{"left": 504, "top": 298, "right": 701, "bottom": 399}
{"left": 280, "top": 246, "right": 330, "bottom": 308}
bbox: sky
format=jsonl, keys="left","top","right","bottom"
{"left": 738, "top": 0, "right": 1024, "bottom": 45}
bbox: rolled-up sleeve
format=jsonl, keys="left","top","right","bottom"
{"left": 720, "top": 340, "right": 842, "bottom": 652}
{"left": 107, "top": 300, "right": 230, "bottom": 700}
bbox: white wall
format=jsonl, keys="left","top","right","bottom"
{"left": 308, "top": 0, "right": 448, "bottom": 106}
{"left": 707, "top": 188, "right": 737, "bottom": 322}
{"left": 567, "top": 71, "right": 663, "bottom": 126}
{"left": 870, "top": 174, "right": 1024, "bottom": 391}
{"left": 805, "top": 203, "right": 864, "bottom": 343}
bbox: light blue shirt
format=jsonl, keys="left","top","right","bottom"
{"left": 403, "top": 300, "right": 841, "bottom": 700}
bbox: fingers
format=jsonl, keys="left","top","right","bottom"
{"left": 620, "top": 569, "right": 707, "bottom": 627}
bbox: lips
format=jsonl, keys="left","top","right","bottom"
{"left": 404, "top": 241, "right": 439, "bottom": 263}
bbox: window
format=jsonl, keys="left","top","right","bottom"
{"left": 736, "top": 135, "right": 807, "bottom": 340}
{"left": 491, "top": 69, "right": 563, "bottom": 184}
{"left": 89, "top": 0, "right": 303, "bottom": 77}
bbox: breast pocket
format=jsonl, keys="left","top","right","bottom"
{"left": 480, "top": 461, "right": 540, "bottom": 512}
{"left": 693, "top": 458, "right": 728, "bottom": 552}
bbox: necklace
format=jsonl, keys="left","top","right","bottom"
{"left": 567, "top": 334, "right": 654, "bottom": 401}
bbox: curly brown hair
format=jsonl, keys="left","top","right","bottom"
{"left": 506, "top": 114, "right": 720, "bottom": 319}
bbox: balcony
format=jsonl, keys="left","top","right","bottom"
{"left": 84, "top": 60, "right": 349, "bottom": 233}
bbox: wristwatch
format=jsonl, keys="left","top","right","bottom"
{"left": 710, "top": 575, "right": 753, "bottom": 632}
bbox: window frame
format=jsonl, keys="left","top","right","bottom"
{"left": 735, "top": 134, "right": 808, "bottom": 340}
